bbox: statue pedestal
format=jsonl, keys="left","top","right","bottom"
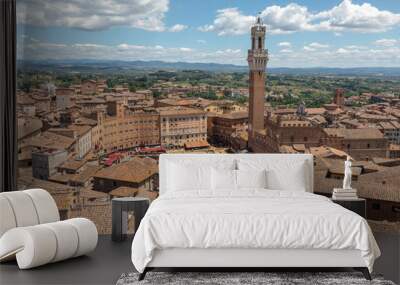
{"left": 332, "top": 188, "right": 358, "bottom": 200}
{"left": 333, "top": 188, "right": 357, "bottom": 193}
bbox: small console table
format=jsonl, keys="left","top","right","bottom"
{"left": 112, "top": 197, "right": 150, "bottom": 242}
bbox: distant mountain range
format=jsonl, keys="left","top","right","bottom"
{"left": 17, "top": 59, "right": 400, "bottom": 77}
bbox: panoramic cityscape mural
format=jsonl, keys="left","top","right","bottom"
{"left": 16, "top": 0, "right": 399, "bottom": 242}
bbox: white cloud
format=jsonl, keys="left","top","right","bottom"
{"left": 374, "top": 38, "right": 398, "bottom": 47}
{"left": 200, "top": 0, "right": 400, "bottom": 36}
{"left": 279, "top": 49, "right": 293, "bottom": 53}
{"left": 314, "top": 0, "right": 400, "bottom": 33}
{"left": 17, "top": 0, "right": 169, "bottom": 31}
{"left": 198, "top": 8, "right": 255, "bottom": 35}
{"left": 17, "top": 39, "right": 400, "bottom": 68}
{"left": 271, "top": 44, "right": 400, "bottom": 68}
{"left": 278, "top": 42, "right": 291, "bottom": 47}
{"left": 117, "top": 43, "right": 146, "bottom": 50}
{"left": 303, "top": 46, "right": 316, "bottom": 52}
{"left": 336, "top": 48, "right": 349, "bottom": 54}
{"left": 216, "top": 48, "right": 241, "bottom": 54}
{"left": 308, "top": 42, "right": 329, "bottom": 49}
{"left": 261, "top": 3, "right": 314, "bottom": 34}
{"left": 179, "top": 47, "right": 193, "bottom": 52}
{"left": 18, "top": 40, "right": 247, "bottom": 65}
{"left": 168, "top": 24, "right": 188, "bottom": 32}
{"left": 303, "top": 42, "right": 329, "bottom": 52}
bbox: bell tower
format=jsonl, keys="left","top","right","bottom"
{"left": 247, "top": 16, "right": 268, "bottom": 136}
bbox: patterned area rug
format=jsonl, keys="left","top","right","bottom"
{"left": 116, "top": 272, "right": 395, "bottom": 285}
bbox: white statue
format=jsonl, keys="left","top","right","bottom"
{"left": 343, "top": 156, "right": 352, "bottom": 190}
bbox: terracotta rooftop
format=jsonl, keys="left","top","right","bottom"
{"left": 74, "top": 117, "right": 98, "bottom": 126}
{"left": 323, "top": 128, "right": 385, "bottom": 140}
{"left": 80, "top": 188, "right": 109, "bottom": 199}
{"left": 318, "top": 157, "right": 362, "bottom": 176}
{"left": 184, "top": 140, "right": 210, "bottom": 149}
{"left": 274, "top": 108, "right": 296, "bottom": 115}
{"left": 48, "top": 173, "right": 73, "bottom": 184}
{"left": 157, "top": 98, "right": 199, "bottom": 106}
{"left": 67, "top": 125, "right": 92, "bottom": 137}
{"left": 18, "top": 95, "right": 35, "bottom": 105}
{"left": 30, "top": 131, "right": 75, "bottom": 150}
{"left": 136, "top": 188, "right": 159, "bottom": 201}
{"left": 157, "top": 106, "right": 206, "bottom": 116}
{"left": 357, "top": 166, "right": 400, "bottom": 202}
{"left": 17, "top": 117, "right": 43, "bottom": 140}
{"left": 217, "top": 111, "right": 248, "bottom": 120}
{"left": 308, "top": 115, "right": 326, "bottom": 124}
{"left": 109, "top": 186, "right": 159, "bottom": 201}
{"left": 109, "top": 186, "right": 138, "bottom": 197}
{"left": 314, "top": 158, "right": 400, "bottom": 203}
{"left": 310, "top": 146, "right": 349, "bottom": 159}
{"left": 305, "top": 108, "right": 326, "bottom": 115}
{"left": 279, "top": 145, "right": 299, "bottom": 154}
{"left": 73, "top": 165, "right": 100, "bottom": 184}
{"left": 59, "top": 158, "right": 86, "bottom": 171}
{"left": 94, "top": 157, "right": 158, "bottom": 184}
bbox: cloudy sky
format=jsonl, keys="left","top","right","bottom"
{"left": 17, "top": 0, "right": 400, "bottom": 67}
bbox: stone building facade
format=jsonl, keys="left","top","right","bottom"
{"left": 322, "top": 128, "right": 388, "bottom": 160}
{"left": 56, "top": 88, "right": 75, "bottom": 110}
{"left": 158, "top": 106, "right": 207, "bottom": 147}
{"left": 208, "top": 111, "right": 248, "bottom": 147}
{"left": 97, "top": 102, "right": 160, "bottom": 153}
{"left": 81, "top": 80, "right": 97, "bottom": 95}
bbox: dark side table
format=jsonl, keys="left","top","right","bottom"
{"left": 331, "top": 198, "right": 366, "bottom": 218}
{"left": 112, "top": 197, "right": 150, "bottom": 242}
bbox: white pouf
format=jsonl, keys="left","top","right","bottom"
{"left": 0, "top": 189, "right": 98, "bottom": 269}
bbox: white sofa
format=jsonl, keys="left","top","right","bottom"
{"left": 0, "top": 189, "right": 98, "bottom": 269}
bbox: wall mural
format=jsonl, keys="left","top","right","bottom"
{"left": 16, "top": 0, "right": 400, "bottom": 237}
